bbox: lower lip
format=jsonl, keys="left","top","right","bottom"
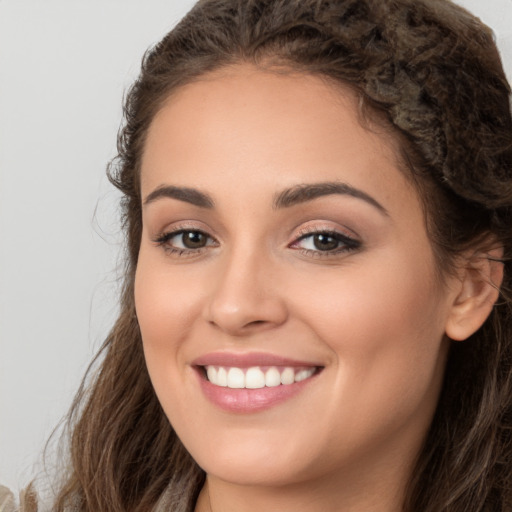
{"left": 196, "top": 369, "right": 318, "bottom": 413}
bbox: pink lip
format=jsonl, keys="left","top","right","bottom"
{"left": 192, "top": 351, "right": 320, "bottom": 368}
{"left": 192, "top": 352, "right": 322, "bottom": 413}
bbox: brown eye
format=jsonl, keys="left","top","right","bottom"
{"left": 291, "top": 230, "right": 361, "bottom": 255}
{"left": 155, "top": 229, "right": 216, "bottom": 254}
{"left": 312, "top": 233, "right": 339, "bottom": 251}
{"left": 181, "top": 231, "right": 208, "bottom": 249}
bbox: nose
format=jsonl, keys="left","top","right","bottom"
{"left": 204, "top": 246, "right": 288, "bottom": 336}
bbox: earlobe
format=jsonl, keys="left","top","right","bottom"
{"left": 445, "top": 247, "right": 504, "bottom": 341}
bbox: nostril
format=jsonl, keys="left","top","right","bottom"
{"left": 205, "top": 288, "right": 288, "bottom": 334}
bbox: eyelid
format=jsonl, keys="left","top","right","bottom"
{"left": 288, "top": 223, "right": 362, "bottom": 255}
{"left": 291, "top": 220, "right": 360, "bottom": 244}
{"left": 155, "top": 228, "right": 216, "bottom": 245}
{"left": 151, "top": 220, "right": 361, "bottom": 258}
{"left": 153, "top": 220, "right": 216, "bottom": 241}
{"left": 293, "top": 223, "right": 358, "bottom": 240}
{"left": 152, "top": 222, "right": 219, "bottom": 257}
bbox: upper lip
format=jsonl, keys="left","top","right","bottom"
{"left": 192, "top": 351, "right": 323, "bottom": 368}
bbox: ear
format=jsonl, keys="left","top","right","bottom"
{"left": 445, "top": 246, "right": 504, "bottom": 341}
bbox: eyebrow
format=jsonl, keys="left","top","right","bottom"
{"left": 143, "top": 185, "right": 214, "bottom": 208}
{"left": 143, "top": 181, "right": 388, "bottom": 215}
{"left": 273, "top": 181, "right": 389, "bottom": 215}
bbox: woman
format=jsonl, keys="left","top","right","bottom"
{"left": 11, "top": 0, "right": 512, "bottom": 510}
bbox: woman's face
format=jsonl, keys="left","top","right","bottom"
{"left": 135, "top": 66, "right": 458, "bottom": 490}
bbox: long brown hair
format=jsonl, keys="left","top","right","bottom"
{"left": 52, "top": 1, "right": 512, "bottom": 511}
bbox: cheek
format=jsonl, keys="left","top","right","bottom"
{"left": 288, "top": 249, "right": 449, "bottom": 426}
{"left": 135, "top": 252, "right": 203, "bottom": 344}
{"left": 134, "top": 256, "right": 213, "bottom": 435}
{"left": 134, "top": 250, "right": 203, "bottom": 393}
{"left": 305, "top": 244, "right": 446, "bottom": 348}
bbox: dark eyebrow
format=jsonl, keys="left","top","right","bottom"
{"left": 143, "top": 185, "right": 214, "bottom": 208}
{"left": 273, "top": 181, "right": 389, "bottom": 215}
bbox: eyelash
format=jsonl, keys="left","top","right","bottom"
{"left": 154, "top": 228, "right": 217, "bottom": 257}
{"left": 290, "top": 228, "right": 361, "bottom": 257}
{"left": 153, "top": 227, "right": 361, "bottom": 258}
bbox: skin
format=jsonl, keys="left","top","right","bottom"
{"left": 135, "top": 66, "right": 465, "bottom": 512}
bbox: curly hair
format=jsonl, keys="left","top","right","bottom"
{"left": 52, "top": 1, "right": 512, "bottom": 511}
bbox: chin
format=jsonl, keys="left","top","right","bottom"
{"left": 179, "top": 431, "right": 292, "bottom": 484}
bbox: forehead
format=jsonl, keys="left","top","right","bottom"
{"left": 140, "top": 65, "right": 417, "bottom": 215}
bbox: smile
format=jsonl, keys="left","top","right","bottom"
{"left": 205, "top": 365, "right": 317, "bottom": 389}
{"left": 192, "top": 353, "right": 323, "bottom": 412}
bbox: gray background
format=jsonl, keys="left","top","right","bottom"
{"left": 1, "top": 0, "right": 511, "bottom": 491}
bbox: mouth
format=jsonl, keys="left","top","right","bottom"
{"left": 200, "top": 365, "right": 320, "bottom": 389}
{"left": 192, "top": 353, "right": 324, "bottom": 412}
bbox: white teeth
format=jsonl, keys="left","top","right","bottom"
{"left": 294, "top": 368, "right": 315, "bottom": 382}
{"left": 280, "top": 367, "right": 295, "bottom": 385}
{"left": 245, "top": 367, "right": 266, "bottom": 389}
{"left": 227, "top": 367, "right": 245, "bottom": 388}
{"left": 265, "top": 367, "right": 281, "bottom": 387}
{"left": 205, "top": 365, "right": 317, "bottom": 388}
{"left": 217, "top": 367, "right": 228, "bottom": 387}
{"left": 207, "top": 366, "right": 217, "bottom": 384}
{"left": 208, "top": 366, "right": 228, "bottom": 387}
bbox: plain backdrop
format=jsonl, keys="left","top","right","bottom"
{"left": 1, "top": 0, "right": 511, "bottom": 492}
